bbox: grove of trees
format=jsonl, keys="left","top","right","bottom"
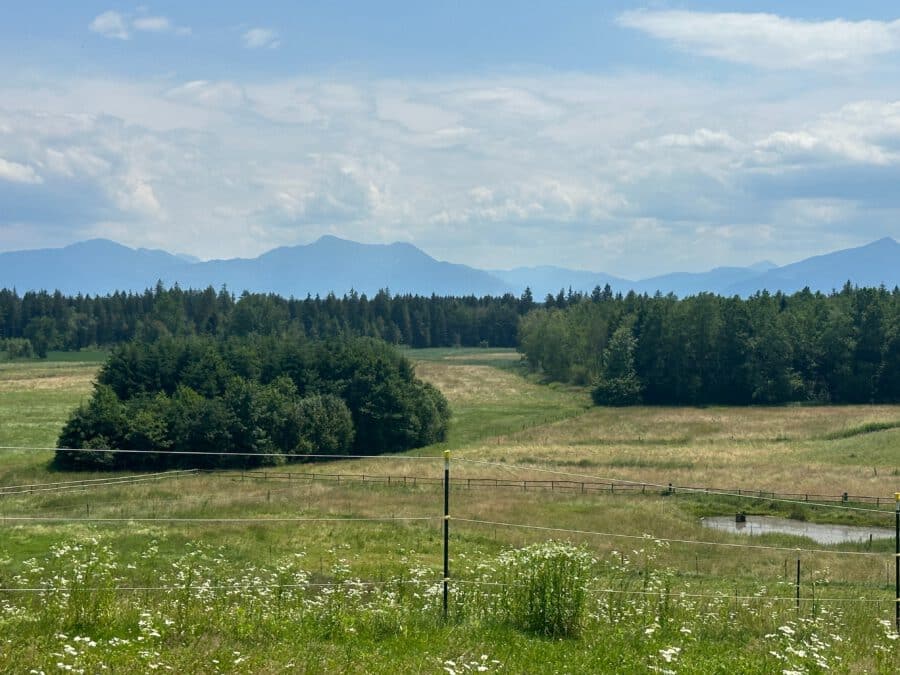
{"left": 55, "top": 335, "right": 450, "bottom": 470}
{"left": 519, "top": 284, "right": 900, "bottom": 405}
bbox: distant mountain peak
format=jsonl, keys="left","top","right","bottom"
{"left": 66, "top": 238, "right": 128, "bottom": 251}
{"left": 748, "top": 260, "right": 778, "bottom": 272}
{"left": 313, "top": 234, "right": 349, "bottom": 245}
{"left": 1, "top": 235, "right": 898, "bottom": 298}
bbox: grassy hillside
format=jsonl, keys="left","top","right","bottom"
{"left": 0, "top": 348, "right": 896, "bottom": 672}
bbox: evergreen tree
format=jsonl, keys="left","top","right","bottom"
{"left": 591, "top": 322, "right": 642, "bottom": 406}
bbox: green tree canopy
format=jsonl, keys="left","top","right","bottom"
{"left": 55, "top": 335, "right": 449, "bottom": 470}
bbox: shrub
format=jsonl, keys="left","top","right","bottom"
{"left": 295, "top": 394, "right": 355, "bottom": 456}
{"left": 493, "top": 542, "right": 596, "bottom": 638}
{"left": 0, "top": 337, "right": 34, "bottom": 360}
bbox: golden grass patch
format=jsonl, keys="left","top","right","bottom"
{"left": 415, "top": 362, "right": 527, "bottom": 404}
{"left": 443, "top": 351, "right": 521, "bottom": 361}
{"left": 0, "top": 373, "right": 96, "bottom": 392}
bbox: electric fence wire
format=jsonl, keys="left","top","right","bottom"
{"left": 0, "top": 515, "right": 440, "bottom": 524}
{"left": 451, "top": 579, "right": 894, "bottom": 604}
{"left": 0, "top": 579, "right": 890, "bottom": 605}
{"left": 454, "top": 517, "right": 886, "bottom": 557}
{"left": 0, "top": 472, "right": 196, "bottom": 496}
{"left": 0, "top": 469, "right": 196, "bottom": 492}
{"left": 0, "top": 445, "right": 441, "bottom": 461}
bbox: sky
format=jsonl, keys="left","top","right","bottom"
{"left": 2, "top": 2, "right": 900, "bottom": 278}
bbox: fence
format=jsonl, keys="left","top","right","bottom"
{"left": 199, "top": 468, "right": 898, "bottom": 510}
{"left": 0, "top": 447, "right": 897, "bottom": 631}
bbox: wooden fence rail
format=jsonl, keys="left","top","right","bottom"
{"left": 200, "top": 470, "right": 895, "bottom": 510}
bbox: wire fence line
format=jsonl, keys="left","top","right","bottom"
{"left": 0, "top": 471, "right": 196, "bottom": 496}
{"left": 196, "top": 467, "right": 895, "bottom": 514}
{"left": 0, "top": 470, "right": 197, "bottom": 492}
{"left": 0, "top": 509, "right": 885, "bottom": 558}
{"left": 0, "top": 515, "right": 439, "bottom": 524}
{"left": 453, "top": 518, "right": 885, "bottom": 557}
{"left": 1, "top": 445, "right": 893, "bottom": 511}
{"left": 0, "top": 580, "right": 428, "bottom": 593}
{"left": 0, "top": 578, "right": 890, "bottom": 605}
{"left": 452, "top": 580, "right": 894, "bottom": 604}
{"left": 455, "top": 458, "right": 897, "bottom": 514}
{"left": 0, "top": 445, "right": 440, "bottom": 461}
{"left": 0, "top": 446, "right": 896, "bottom": 612}
{"left": 4, "top": 470, "right": 894, "bottom": 538}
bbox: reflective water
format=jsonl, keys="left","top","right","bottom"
{"left": 700, "top": 516, "right": 894, "bottom": 545}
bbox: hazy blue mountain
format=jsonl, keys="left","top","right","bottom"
{"left": 490, "top": 266, "right": 630, "bottom": 298}
{"left": 0, "top": 236, "right": 511, "bottom": 297}
{"left": 632, "top": 265, "right": 772, "bottom": 297}
{"left": 176, "top": 236, "right": 512, "bottom": 297}
{"left": 0, "top": 239, "right": 192, "bottom": 295}
{"left": 1, "top": 236, "right": 897, "bottom": 298}
{"left": 748, "top": 260, "right": 778, "bottom": 273}
{"left": 725, "top": 237, "right": 900, "bottom": 296}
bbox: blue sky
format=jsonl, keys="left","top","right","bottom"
{"left": 2, "top": 2, "right": 900, "bottom": 276}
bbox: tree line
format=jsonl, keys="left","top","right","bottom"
{"left": 56, "top": 335, "right": 450, "bottom": 470}
{"left": 519, "top": 284, "right": 900, "bottom": 405}
{"left": 6, "top": 280, "right": 900, "bottom": 406}
{"left": 0, "top": 284, "right": 529, "bottom": 356}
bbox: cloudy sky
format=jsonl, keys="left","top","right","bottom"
{"left": 2, "top": 2, "right": 900, "bottom": 277}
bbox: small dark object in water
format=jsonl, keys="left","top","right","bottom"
{"left": 735, "top": 511, "right": 747, "bottom": 523}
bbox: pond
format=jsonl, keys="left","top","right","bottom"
{"left": 700, "top": 515, "right": 894, "bottom": 545}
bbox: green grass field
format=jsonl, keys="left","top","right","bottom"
{"left": 0, "top": 348, "right": 897, "bottom": 672}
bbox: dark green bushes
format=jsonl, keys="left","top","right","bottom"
{"left": 55, "top": 335, "right": 449, "bottom": 470}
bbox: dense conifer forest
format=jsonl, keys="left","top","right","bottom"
{"left": 519, "top": 284, "right": 900, "bottom": 405}
{"left": 0, "top": 285, "right": 524, "bottom": 355}
{"left": 4, "top": 282, "right": 900, "bottom": 405}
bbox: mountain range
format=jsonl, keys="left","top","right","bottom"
{"left": 0, "top": 235, "right": 898, "bottom": 299}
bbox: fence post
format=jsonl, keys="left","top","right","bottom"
{"left": 443, "top": 450, "right": 451, "bottom": 622}
{"left": 895, "top": 493, "right": 899, "bottom": 632}
{"left": 796, "top": 558, "right": 801, "bottom": 611}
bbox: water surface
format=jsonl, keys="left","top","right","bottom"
{"left": 700, "top": 516, "right": 894, "bottom": 545}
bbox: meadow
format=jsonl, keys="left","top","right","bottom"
{"left": 0, "top": 348, "right": 897, "bottom": 673}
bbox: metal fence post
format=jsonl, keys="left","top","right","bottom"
{"left": 443, "top": 450, "right": 451, "bottom": 622}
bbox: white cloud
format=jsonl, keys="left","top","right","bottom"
{"left": 242, "top": 28, "right": 280, "bottom": 50}
{"left": 89, "top": 11, "right": 130, "bottom": 40}
{"left": 3, "top": 68, "right": 900, "bottom": 275}
{"left": 637, "top": 129, "right": 741, "bottom": 152}
{"left": 43, "top": 147, "right": 110, "bottom": 178}
{"left": 0, "top": 157, "right": 42, "bottom": 184}
{"left": 132, "top": 16, "right": 170, "bottom": 32}
{"left": 751, "top": 100, "right": 900, "bottom": 166}
{"left": 166, "top": 81, "right": 248, "bottom": 109}
{"left": 132, "top": 15, "right": 191, "bottom": 36}
{"left": 114, "top": 175, "right": 164, "bottom": 219}
{"left": 89, "top": 11, "right": 190, "bottom": 40}
{"left": 618, "top": 10, "right": 900, "bottom": 69}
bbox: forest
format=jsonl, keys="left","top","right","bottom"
{"left": 0, "top": 285, "right": 526, "bottom": 355}
{"left": 519, "top": 284, "right": 900, "bottom": 405}
{"left": 4, "top": 281, "right": 900, "bottom": 406}
{"left": 55, "top": 335, "right": 449, "bottom": 470}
